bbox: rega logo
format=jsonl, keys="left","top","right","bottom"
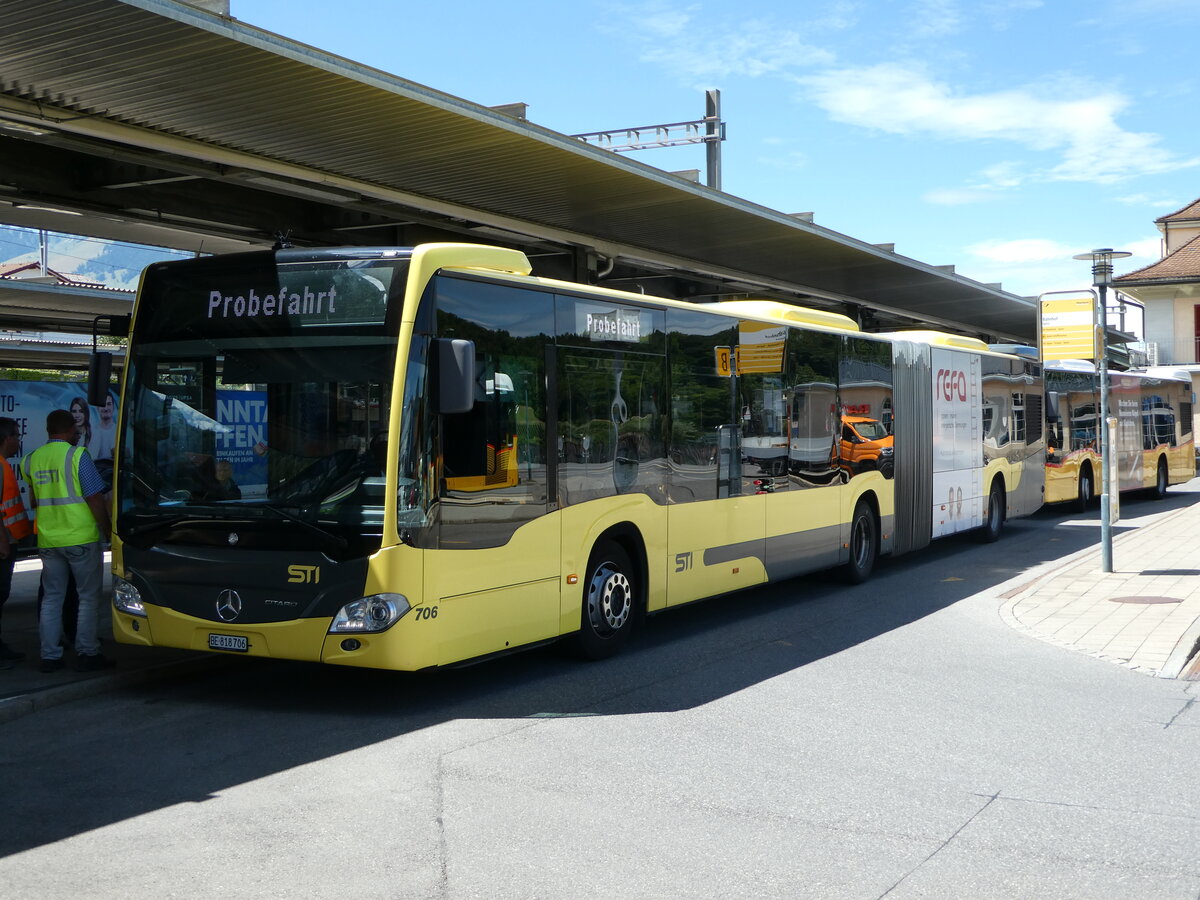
{"left": 287, "top": 564, "right": 320, "bottom": 584}
{"left": 936, "top": 368, "right": 968, "bottom": 402}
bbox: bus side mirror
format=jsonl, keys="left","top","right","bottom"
{"left": 437, "top": 338, "right": 476, "bottom": 415}
{"left": 86, "top": 314, "right": 128, "bottom": 406}
{"left": 87, "top": 352, "right": 113, "bottom": 406}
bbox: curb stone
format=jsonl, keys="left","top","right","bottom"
{"left": 0, "top": 656, "right": 223, "bottom": 725}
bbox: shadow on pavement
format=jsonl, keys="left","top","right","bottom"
{"left": 1, "top": 487, "right": 1195, "bottom": 857}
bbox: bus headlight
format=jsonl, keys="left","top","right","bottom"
{"left": 113, "top": 577, "right": 147, "bottom": 617}
{"left": 329, "top": 594, "right": 410, "bottom": 633}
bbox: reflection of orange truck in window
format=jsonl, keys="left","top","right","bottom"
{"left": 839, "top": 415, "right": 894, "bottom": 477}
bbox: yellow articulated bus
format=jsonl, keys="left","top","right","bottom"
{"left": 104, "top": 243, "right": 1044, "bottom": 670}
{"left": 1043, "top": 360, "right": 1194, "bottom": 510}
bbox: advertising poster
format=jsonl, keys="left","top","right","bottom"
{"left": 0, "top": 381, "right": 119, "bottom": 511}
{"left": 214, "top": 389, "right": 268, "bottom": 498}
{"left": 138, "top": 386, "right": 270, "bottom": 501}
{"left": 0, "top": 381, "right": 270, "bottom": 505}
{"left": 1111, "top": 374, "right": 1144, "bottom": 493}
{"left": 930, "top": 349, "right": 983, "bottom": 538}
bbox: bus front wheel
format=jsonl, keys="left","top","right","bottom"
{"left": 575, "top": 542, "right": 637, "bottom": 660}
{"left": 843, "top": 500, "right": 878, "bottom": 584}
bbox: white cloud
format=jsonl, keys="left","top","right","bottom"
{"left": 967, "top": 238, "right": 1078, "bottom": 264}
{"left": 757, "top": 149, "right": 809, "bottom": 171}
{"left": 968, "top": 235, "right": 1163, "bottom": 268}
{"left": 603, "top": 2, "right": 839, "bottom": 84}
{"left": 923, "top": 187, "right": 994, "bottom": 205}
{"left": 800, "top": 63, "right": 1200, "bottom": 185}
{"left": 1112, "top": 0, "right": 1200, "bottom": 13}
{"left": 977, "top": 162, "right": 1024, "bottom": 189}
{"left": 910, "top": 0, "right": 963, "bottom": 38}
{"left": 1115, "top": 193, "right": 1182, "bottom": 209}
{"left": 954, "top": 256, "right": 1082, "bottom": 298}
{"left": 983, "top": 0, "right": 1042, "bottom": 16}
{"left": 639, "top": 5, "right": 691, "bottom": 38}
{"left": 639, "top": 20, "right": 834, "bottom": 81}
{"left": 956, "top": 235, "right": 1167, "bottom": 299}
{"left": 1123, "top": 236, "right": 1163, "bottom": 260}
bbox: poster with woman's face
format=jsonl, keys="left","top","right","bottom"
{"left": 0, "top": 381, "right": 120, "bottom": 499}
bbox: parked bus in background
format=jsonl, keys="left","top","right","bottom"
{"left": 102, "top": 244, "right": 1044, "bottom": 671}
{"left": 1042, "top": 360, "right": 1194, "bottom": 510}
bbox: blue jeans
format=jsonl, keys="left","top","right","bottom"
{"left": 0, "top": 550, "right": 13, "bottom": 640}
{"left": 39, "top": 542, "right": 104, "bottom": 659}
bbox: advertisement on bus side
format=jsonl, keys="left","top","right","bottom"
{"left": 930, "top": 349, "right": 984, "bottom": 538}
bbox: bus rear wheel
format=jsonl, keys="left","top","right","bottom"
{"left": 1074, "top": 468, "right": 1094, "bottom": 513}
{"left": 1151, "top": 458, "right": 1169, "bottom": 500}
{"left": 843, "top": 500, "right": 878, "bottom": 584}
{"left": 978, "top": 481, "right": 1005, "bottom": 543}
{"left": 575, "top": 542, "right": 637, "bottom": 660}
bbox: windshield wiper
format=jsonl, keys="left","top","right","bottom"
{"left": 123, "top": 513, "right": 193, "bottom": 538}
{"left": 122, "top": 506, "right": 348, "bottom": 552}
{"left": 259, "top": 504, "right": 349, "bottom": 551}
{"left": 121, "top": 507, "right": 238, "bottom": 537}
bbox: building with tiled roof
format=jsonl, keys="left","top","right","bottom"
{"left": 1156, "top": 198, "right": 1200, "bottom": 227}
{"left": 1115, "top": 197, "right": 1200, "bottom": 367}
{"left": 0, "top": 261, "right": 106, "bottom": 290}
{"left": 1116, "top": 234, "right": 1200, "bottom": 287}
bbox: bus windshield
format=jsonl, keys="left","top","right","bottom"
{"left": 117, "top": 251, "right": 407, "bottom": 549}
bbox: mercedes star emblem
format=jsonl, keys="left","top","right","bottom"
{"left": 228, "top": 532, "right": 239, "bottom": 545}
{"left": 216, "top": 589, "right": 243, "bottom": 622}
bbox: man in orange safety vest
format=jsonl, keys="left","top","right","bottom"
{"left": 0, "top": 417, "right": 32, "bottom": 665}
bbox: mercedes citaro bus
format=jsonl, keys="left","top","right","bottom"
{"left": 101, "top": 244, "right": 1044, "bottom": 670}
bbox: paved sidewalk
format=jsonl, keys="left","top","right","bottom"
{"left": 0, "top": 553, "right": 215, "bottom": 724}
{"left": 1000, "top": 490, "right": 1200, "bottom": 680}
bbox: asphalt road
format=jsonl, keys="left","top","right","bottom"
{"left": 1, "top": 494, "right": 1198, "bottom": 899}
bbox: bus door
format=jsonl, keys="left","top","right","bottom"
{"left": 425, "top": 275, "right": 559, "bottom": 664}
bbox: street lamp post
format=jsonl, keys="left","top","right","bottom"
{"left": 1072, "top": 248, "right": 1132, "bottom": 573}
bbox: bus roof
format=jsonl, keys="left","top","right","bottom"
{"left": 1046, "top": 360, "right": 1193, "bottom": 384}
{"left": 876, "top": 330, "right": 992, "bottom": 353}
{"left": 706, "top": 300, "right": 860, "bottom": 332}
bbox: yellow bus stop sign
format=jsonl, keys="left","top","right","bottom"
{"left": 714, "top": 346, "right": 732, "bottom": 377}
{"left": 1039, "top": 291, "right": 1097, "bottom": 362}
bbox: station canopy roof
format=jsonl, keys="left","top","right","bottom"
{"left": 0, "top": 0, "right": 1037, "bottom": 342}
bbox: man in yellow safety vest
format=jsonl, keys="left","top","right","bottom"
{"left": 0, "top": 417, "right": 32, "bottom": 666}
{"left": 23, "top": 409, "right": 113, "bottom": 673}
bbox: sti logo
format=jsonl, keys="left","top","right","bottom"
{"left": 936, "top": 368, "right": 968, "bottom": 402}
{"left": 287, "top": 564, "right": 321, "bottom": 584}
{"left": 31, "top": 469, "right": 61, "bottom": 486}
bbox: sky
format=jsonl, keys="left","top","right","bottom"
{"left": 6, "top": 0, "right": 1200, "bottom": 336}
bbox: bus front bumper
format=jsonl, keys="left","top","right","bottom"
{"left": 112, "top": 602, "right": 437, "bottom": 670}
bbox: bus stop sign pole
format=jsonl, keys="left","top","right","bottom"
{"left": 1074, "top": 248, "right": 1131, "bottom": 574}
